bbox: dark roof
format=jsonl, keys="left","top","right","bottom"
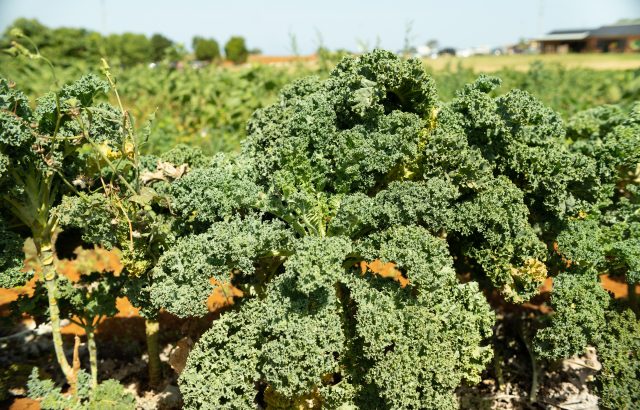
{"left": 548, "top": 29, "right": 593, "bottom": 35}
{"left": 589, "top": 24, "right": 640, "bottom": 37}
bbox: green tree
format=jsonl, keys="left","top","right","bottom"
{"left": 49, "top": 27, "right": 93, "bottom": 60}
{"left": 119, "top": 33, "right": 152, "bottom": 66}
{"left": 150, "top": 33, "right": 173, "bottom": 62}
{"left": 3, "top": 18, "right": 49, "bottom": 45}
{"left": 224, "top": 36, "right": 248, "bottom": 64}
{"left": 192, "top": 36, "right": 220, "bottom": 61}
{"left": 102, "top": 33, "right": 151, "bottom": 66}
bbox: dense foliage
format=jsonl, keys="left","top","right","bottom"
{"left": 192, "top": 36, "right": 221, "bottom": 62}
{"left": 1, "top": 44, "right": 639, "bottom": 409}
{"left": 3, "top": 25, "right": 639, "bottom": 158}
{"left": 137, "top": 50, "right": 638, "bottom": 408}
{"left": 224, "top": 36, "right": 249, "bottom": 65}
{"left": 532, "top": 101, "right": 640, "bottom": 408}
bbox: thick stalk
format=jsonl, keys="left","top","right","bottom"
{"left": 69, "top": 336, "right": 81, "bottom": 397}
{"left": 145, "top": 318, "right": 161, "bottom": 388}
{"left": 524, "top": 336, "right": 539, "bottom": 403}
{"left": 44, "top": 266, "right": 73, "bottom": 384}
{"left": 86, "top": 327, "right": 98, "bottom": 389}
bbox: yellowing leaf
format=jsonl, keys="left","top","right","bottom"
{"left": 510, "top": 258, "right": 548, "bottom": 283}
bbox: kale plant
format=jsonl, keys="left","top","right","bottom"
{"left": 148, "top": 50, "right": 623, "bottom": 408}
{"left": 534, "top": 103, "right": 640, "bottom": 407}
{"left": 0, "top": 40, "right": 176, "bottom": 396}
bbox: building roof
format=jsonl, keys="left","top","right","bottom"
{"left": 589, "top": 24, "right": 640, "bottom": 37}
{"left": 539, "top": 23, "right": 640, "bottom": 42}
{"left": 548, "top": 29, "right": 593, "bottom": 35}
{"left": 538, "top": 32, "right": 590, "bottom": 42}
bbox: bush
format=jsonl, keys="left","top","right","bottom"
{"left": 224, "top": 36, "right": 248, "bottom": 64}
{"left": 192, "top": 36, "right": 220, "bottom": 62}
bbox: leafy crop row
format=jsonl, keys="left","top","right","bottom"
{"left": 1, "top": 49, "right": 639, "bottom": 409}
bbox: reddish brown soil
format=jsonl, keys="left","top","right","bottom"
{"left": 0, "top": 272, "right": 637, "bottom": 409}
{"left": 8, "top": 397, "right": 40, "bottom": 410}
{"left": 1, "top": 272, "right": 636, "bottom": 338}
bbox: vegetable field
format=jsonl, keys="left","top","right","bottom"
{"left": 1, "top": 32, "right": 640, "bottom": 410}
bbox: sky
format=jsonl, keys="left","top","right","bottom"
{"left": 0, "top": 0, "right": 639, "bottom": 55}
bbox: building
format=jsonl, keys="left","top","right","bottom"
{"left": 538, "top": 22, "right": 640, "bottom": 53}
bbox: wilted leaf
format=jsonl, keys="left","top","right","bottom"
{"left": 510, "top": 258, "right": 548, "bottom": 283}
{"left": 140, "top": 161, "right": 188, "bottom": 185}
{"left": 128, "top": 187, "right": 158, "bottom": 206}
{"left": 169, "top": 337, "right": 193, "bottom": 374}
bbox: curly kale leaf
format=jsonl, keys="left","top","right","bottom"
{"left": 180, "top": 226, "right": 493, "bottom": 409}
{"left": 534, "top": 271, "right": 610, "bottom": 360}
{"left": 168, "top": 154, "right": 259, "bottom": 226}
{"left": 451, "top": 76, "right": 604, "bottom": 220}
{"left": 555, "top": 218, "right": 605, "bottom": 268}
{"left": 594, "top": 308, "right": 640, "bottom": 410}
{"left": 160, "top": 143, "right": 209, "bottom": 168}
{"left": 0, "top": 110, "right": 35, "bottom": 149}
{"left": 53, "top": 193, "right": 119, "bottom": 248}
{"left": 151, "top": 215, "right": 293, "bottom": 317}
{"left": 28, "top": 368, "right": 135, "bottom": 410}
{"left": 328, "top": 50, "right": 438, "bottom": 120}
{"left": 328, "top": 178, "right": 459, "bottom": 239}
{"left": 0, "top": 78, "right": 32, "bottom": 120}
{"left": 283, "top": 235, "right": 351, "bottom": 294}
{"left": 243, "top": 50, "right": 436, "bottom": 197}
{"left": 34, "top": 74, "right": 109, "bottom": 135}
{"left": 0, "top": 218, "right": 30, "bottom": 288}
{"left": 350, "top": 227, "right": 493, "bottom": 408}
{"left": 0, "top": 78, "right": 37, "bottom": 181}
{"left": 456, "top": 176, "right": 547, "bottom": 301}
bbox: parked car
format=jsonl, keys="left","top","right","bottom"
{"left": 437, "top": 47, "right": 456, "bottom": 56}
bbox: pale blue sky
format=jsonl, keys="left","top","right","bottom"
{"left": 0, "top": 0, "right": 638, "bottom": 54}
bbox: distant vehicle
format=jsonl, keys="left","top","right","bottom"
{"left": 456, "top": 46, "right": 492, "bottom": 57}
{"left": 471, "top": 46, "right": 491, "bottom": 55}
{"left": 437, "top": 47, "right": 456, "bottom": 56}
{"left": 190, "top": 60, "right": 209, "bottom": 69}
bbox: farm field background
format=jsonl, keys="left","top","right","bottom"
{"left": 2, "top": 52, "right": 640, "bottom": 156}
{"left": 1, "top": 8, "right": 640, "bottom": 409}
{"left": 422, "top": 52, "right": 640, "bottom": 71}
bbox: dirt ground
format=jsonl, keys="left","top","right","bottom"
{"left": 244, "top": 52, "right": 640, "bottom": 72}
{"left": 1, "top": 275, "right": 637, "bottom": 409}
{"left": 422, "top": 53, "right": 640, "bottom": 72}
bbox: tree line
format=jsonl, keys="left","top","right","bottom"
{"left": 1, "top": 18, "right": 251, "bottom": 66}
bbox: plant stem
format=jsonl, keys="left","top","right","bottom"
{"left": 629, "top": 283, "right": 638, "bottom": 314}
{"left": 145, "top": 318, "right": 161, "bottom": 388}
{"left": 522, "top": 327, "right": 539, "bottom": 404}
{"left": 86, "top": 327, "right": 99, "bottom": 389}
{"left": 44, "top": 272, "right": 73, "bottom": 384}
{"left": 70, "top": 335, "right": 81, "bottom": 397}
